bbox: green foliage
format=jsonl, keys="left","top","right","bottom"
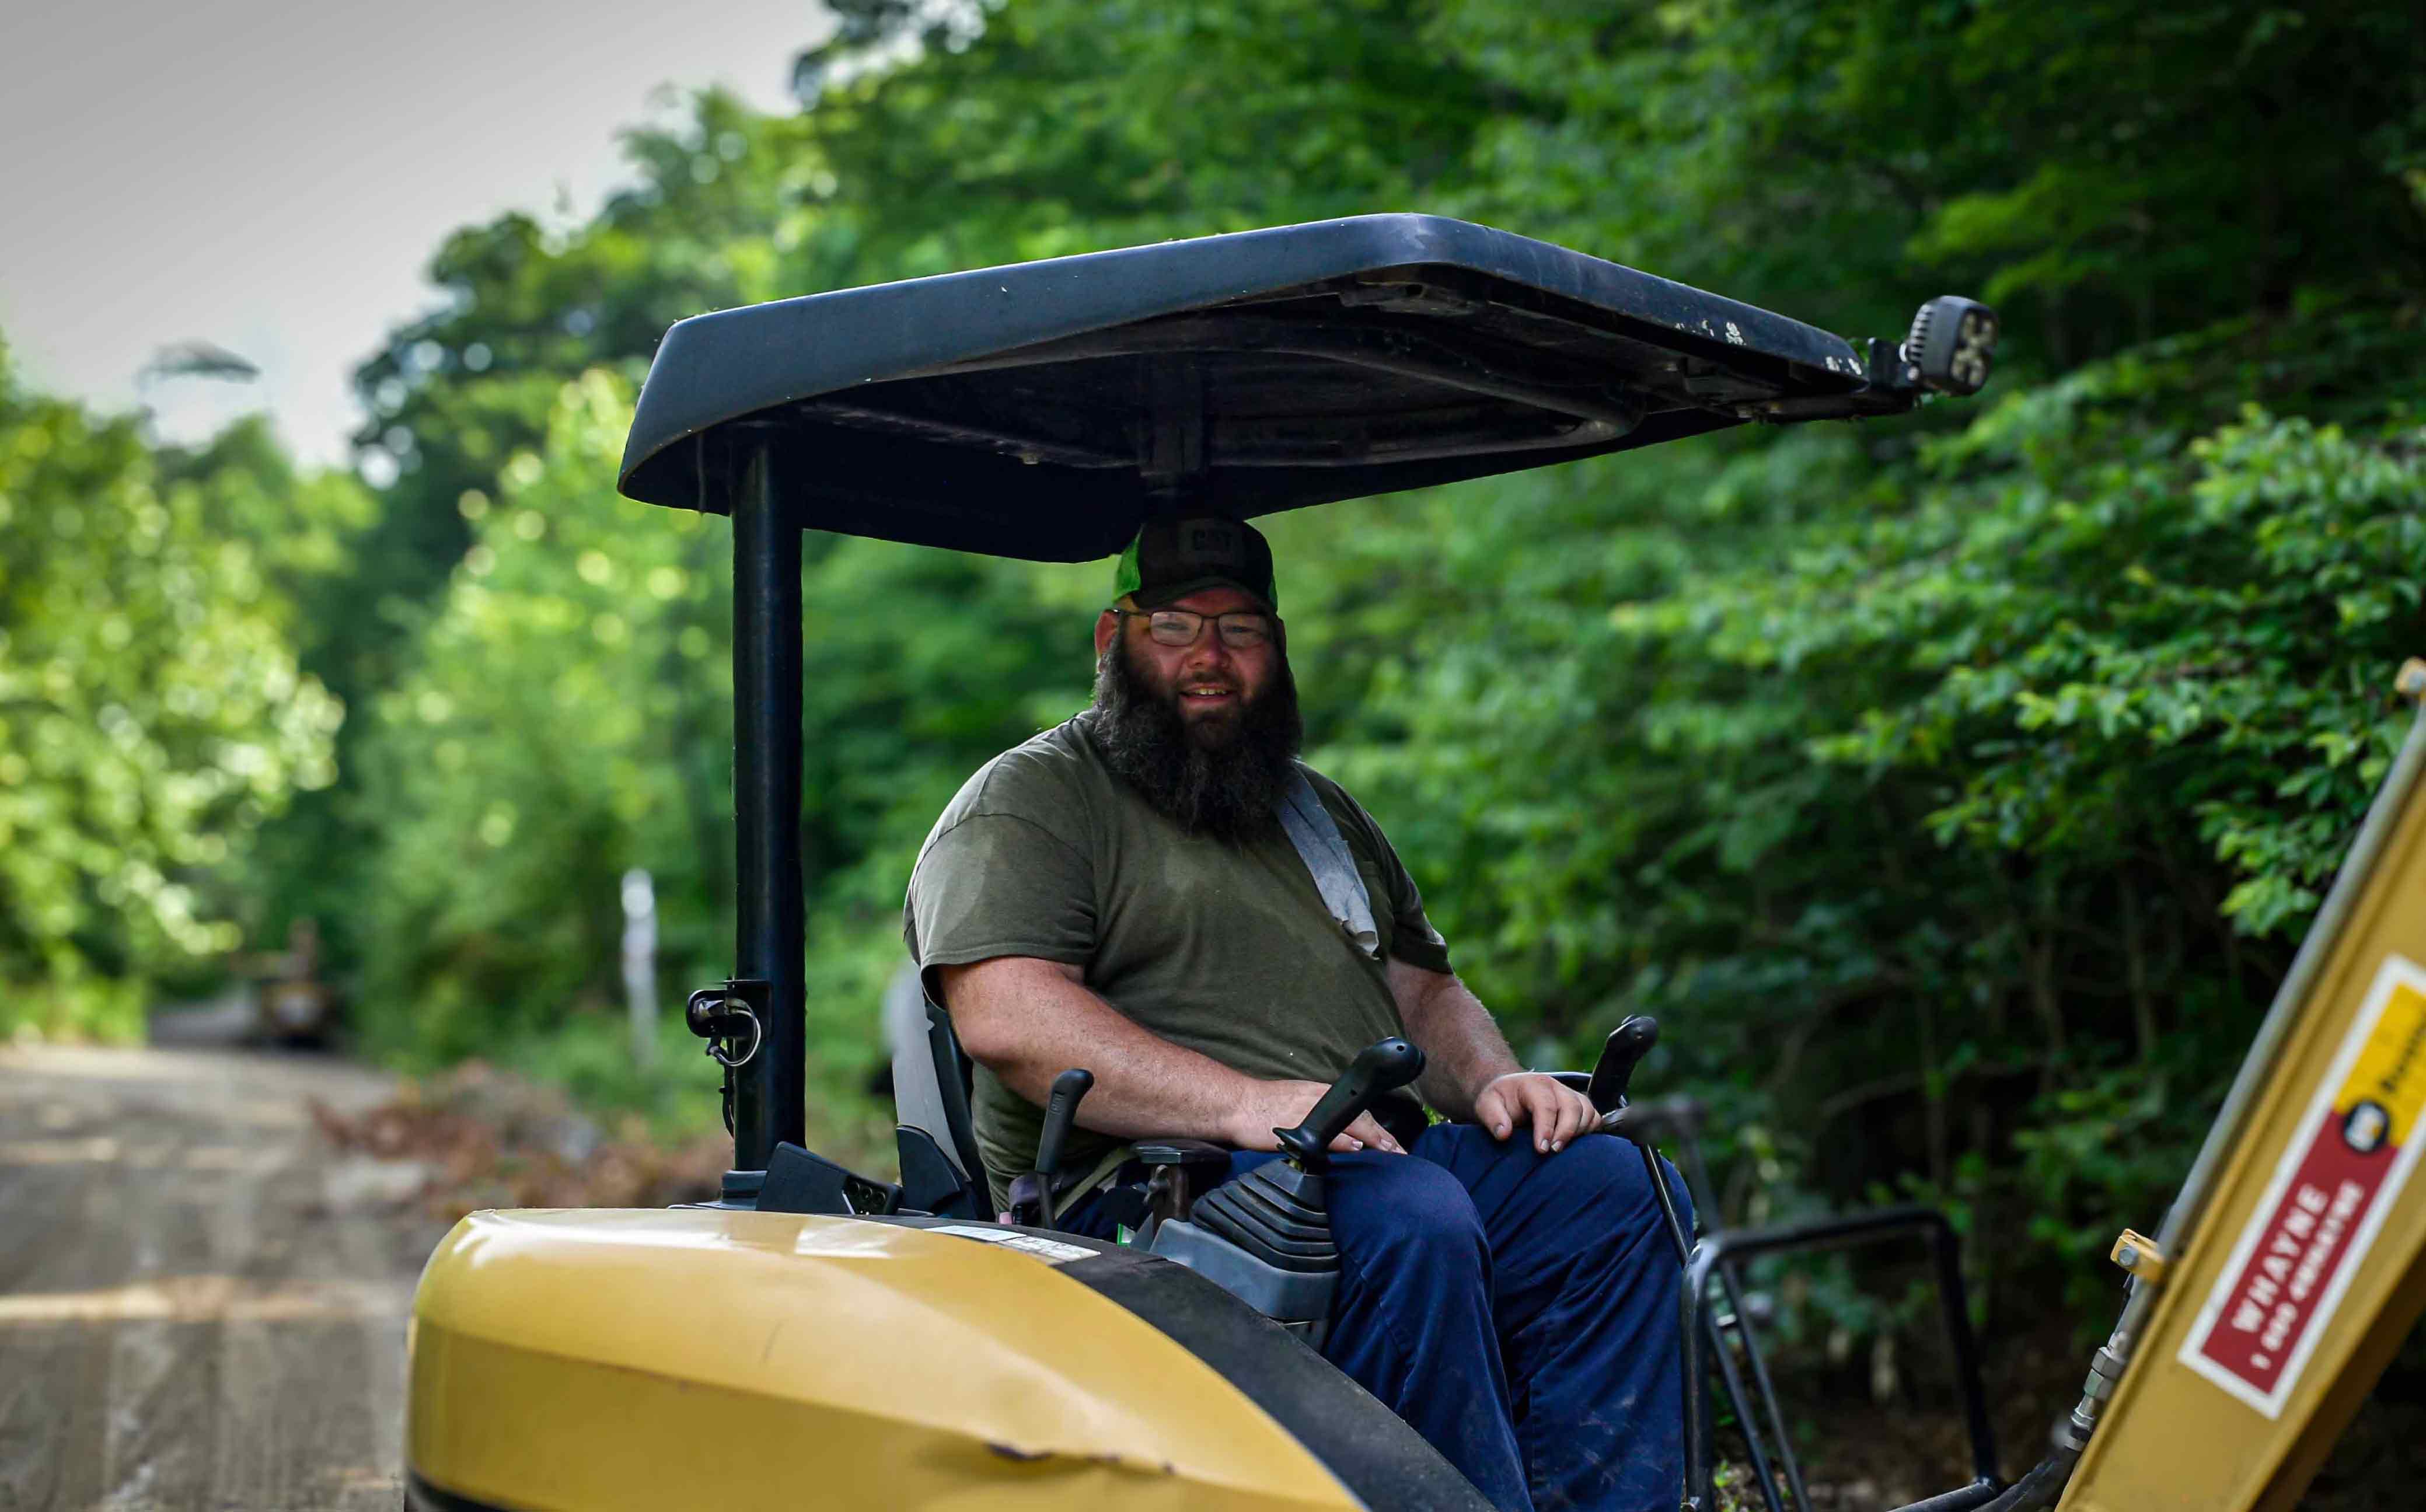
{"left": 354, "top": 373, "right": 728, "bottom": 1059}
{"left": 0, "top": 350, "right": 354, "bottom": 1038}
{"left": 1437, "top": 0, "right": 2426, "bottom": 362}
{"left": 349, "top": 370, "right": 1086, "bottom": 1102}
{"left": 1277, "top": 308, "right": 2424, "bottom": 1324}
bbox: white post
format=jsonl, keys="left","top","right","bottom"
{"left": 620, "top": 868, "right": 658, "bottom": 1071}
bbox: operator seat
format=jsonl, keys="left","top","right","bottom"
{"left": 886, "top": 965, "right": 990, "bottom": 1217}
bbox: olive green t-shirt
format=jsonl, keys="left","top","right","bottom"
{"left": 903, "top": 711, "right": 1453, "bottom": 1209}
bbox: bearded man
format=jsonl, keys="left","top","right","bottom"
{"left": 905, "top": 516, "right": 1687, "bottom": 1512}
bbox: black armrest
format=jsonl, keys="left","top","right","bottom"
{"left": 760, "top": 1141, "right": 903, "bottom": 1216}
{"left": 1133, "top": 1138, "right": 1230, "bottom": 1172}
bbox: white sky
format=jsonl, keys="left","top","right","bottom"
{"left": 0, "top": 1, "right": 828, "bottom": 467}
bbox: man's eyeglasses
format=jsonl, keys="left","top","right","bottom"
{"left": 1115, "top": 608, "right": 1277, "bottom": 650}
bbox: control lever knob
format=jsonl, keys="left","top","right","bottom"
{"left": 1586, "top": 1016, "right": 1659, "bottom": 1115}
{"left": 1006, "top": 1068, "right": 1093, "bottom": 1228}
{"left": 1035, "top": 1067, "right": 1094, "bottom": 1178}
{"left": 1275, "top": 1037, "right": 1425, "bottom": 1172}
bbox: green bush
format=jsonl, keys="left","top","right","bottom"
{"left": 0, "top": 352, "right": 356, "bottom": 1040}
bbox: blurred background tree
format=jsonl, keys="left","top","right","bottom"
{"left": 6, "top": 0, "right": 2421, "bottom": 1417}
{"left": 0, "top": 354, "right": 358, "bottom": 1038}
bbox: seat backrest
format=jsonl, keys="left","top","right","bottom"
{"left": 885, "top": 963, "right": 990, "bottom": 1216}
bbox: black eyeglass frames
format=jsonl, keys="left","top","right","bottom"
{"left": 1113, "top": 608, "right": 1278, "bottom": 650}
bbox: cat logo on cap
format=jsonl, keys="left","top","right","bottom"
{"left": 1182, "top": 523, "right": 1240, "bottom": 561}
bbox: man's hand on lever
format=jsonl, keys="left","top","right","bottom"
{"left": 1226, "top": 1079, "right": 1407, "bottom": 1155}
{"left": 1387, "top": 957, "right": 1599, "bottom": 1154}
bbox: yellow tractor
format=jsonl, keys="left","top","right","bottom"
{"left": 401, "top": 215, "right": 2421, "bottom": 1511}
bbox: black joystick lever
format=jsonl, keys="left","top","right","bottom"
{"left": 1006, "top": 1068, "right": 1093, "bottom": 1228}
{"left": 1586, "top": 1015, "right": 1659, "bottom": 1114}
{"left": 1156, "top": 1036, "right": 1428, "bottom": 1347}
{"left": 1274, "top": 1037, "right": 1426, "bottom": 1172}
{"left": 1582, "top": 1017, "right": 1701, "bottom": 1284}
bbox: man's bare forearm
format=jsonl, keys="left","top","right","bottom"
{"left": 1388, "top": 958, "right": 1522, "bottom": 1122}
{"left": 936, "top": 956, "right": 1259, "bottom": 1143}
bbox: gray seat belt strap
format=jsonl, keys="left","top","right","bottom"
{"left": 1280, "top": 769, "right": 1380, "bottom": 960}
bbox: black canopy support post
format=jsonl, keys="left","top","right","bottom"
{"left": 726, "top": 432, "right": 805, "bottom": 1193}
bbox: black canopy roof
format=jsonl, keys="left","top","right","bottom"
{"left": 617, "top": 214, "right": 1901, "bottom": 562}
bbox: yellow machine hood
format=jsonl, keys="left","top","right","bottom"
{"left": 406, "top": 1207, "right": 1481, "bottom": 1511}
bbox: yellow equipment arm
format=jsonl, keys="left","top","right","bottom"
{"left": 2060, "top": 664, "right": 2426, "bottom": 1511}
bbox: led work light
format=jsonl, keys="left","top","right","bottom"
{"left": 1903, "top": 295, "right": 1999, "bottom": 396}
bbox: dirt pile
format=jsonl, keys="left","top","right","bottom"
{"left": 309, "top": 1060, "right": 727, "bottom": 1218}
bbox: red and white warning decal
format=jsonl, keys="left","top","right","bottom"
{"left": 2180, "top": 953, "right": 2426, "bottom": 1417}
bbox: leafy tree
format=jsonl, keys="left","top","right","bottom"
{"left": 351, "top": 371, "right": 1084, "bottom": 1105}
{"left": 793, "top": 0, "right": 1510, "bottom": 269}
{"left": 1280, "top": 303, "right": 2425, "bottom": 1322}
{"left": 0, "top": 348, "right": 350, "bottom": 1038}
{"left": 1435, "top": 0, "right": 2426, "bottom": 364}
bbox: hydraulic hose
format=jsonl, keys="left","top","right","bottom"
{"left": 1966, "top": 1277, "right": 2137, "bottom": 1512}
{"left": 1971, "top": 1447, "right": 2079, "bottom": 1512}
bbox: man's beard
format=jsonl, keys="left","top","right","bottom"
{"left": 1089, "top": 640, "right": 1303, "bottom": 841}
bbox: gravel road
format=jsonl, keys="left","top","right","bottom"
{"left": 0, "top": 1021, "right": 442, "bottom": 1511}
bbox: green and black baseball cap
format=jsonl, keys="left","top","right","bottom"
{"left": 1111, "top": 515, "right": 1277, "bottom": 612}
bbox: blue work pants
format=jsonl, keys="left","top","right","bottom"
{"left": 1070, "top": 1123, "right": 1688, "bottom": 1512}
